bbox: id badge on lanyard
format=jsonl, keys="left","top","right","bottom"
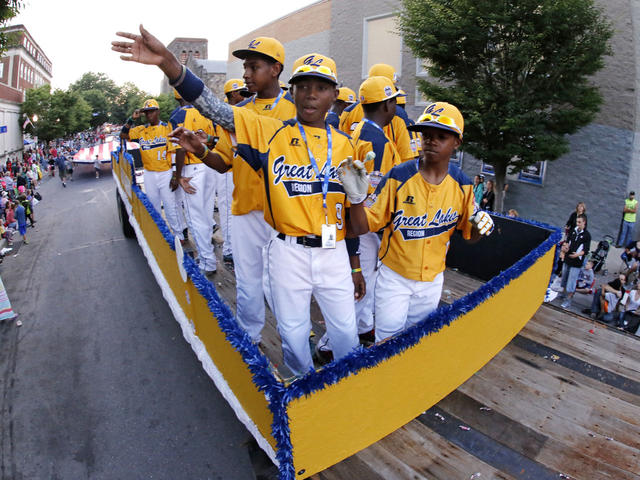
{"left": 297, "top": 121, "right": 336, "bottom": 249}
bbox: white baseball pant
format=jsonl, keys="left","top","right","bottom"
{"left": 355, "top": 231, "right": 381, "bottom": 334}
{"left": 374, "top": 263, "right": 443, "bottom": 342}
{"left": 230, "top": 210, "right": 274, "bottom": 342}
{"left": 173, "top": 181, "right": 188, "bottom": 233}
{"left": 181, "top": 163, "right": 217, "bottom": 271}
{"left": 143, "top": 168, "right": 184, "bottom": 240}
{"left": 215, "top": 171, "right": 234, "bottom": 257}
{"left": 316, "top": 231, "right": 380, "bottom": 352}
{"left": 263, "top": 236, "right": 359, "bottom": 376}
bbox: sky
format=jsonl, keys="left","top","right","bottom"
{"left": 11, "top": 0, "right": 318, "bottom": 95}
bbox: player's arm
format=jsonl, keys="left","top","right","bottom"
{"left": 349, "top": 254, "right": 366, "bottom": 301}
{"left": 169, "top": 127, "right": 230, "bottom": 174}
{"left": 120, "top": 109, "right": 140, "bottom": 140}
{"left": 112, "top": 26, "right": 235, "bottom": 133}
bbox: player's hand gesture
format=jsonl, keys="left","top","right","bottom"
{"left": 169, "top": 127, "right": 204, "bottom": 155}
{"left": 338, "top": 155, "right": 370, "bottom": 205}
{"left": 112, "top": 25, "right": 181, "bottom": 79}
{"left": 179, "top": 177, "right": 196, "bottom": 195}
{"left": 470, "top": 210, "right": 494, "bottom": 236}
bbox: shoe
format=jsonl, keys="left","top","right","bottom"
{"left": 582, "top": 308, "right": 592, "bottom": 315}
{"left": 23, "top": 239, "right": 28, "bottom": 244}
{"left": 358, "top": 329, "right": 375, "bottom": 345}
{"left": 62, "top": 182, "right": 66, "bottom": 188}
{"left": 313, "top": 346, "right": 334, "bottom": 366}
{"left": 560, "top": 299, "right": 571, "bottom": 309}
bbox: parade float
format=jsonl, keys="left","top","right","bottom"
{"left": 112, "top": 146, "right": 560, "bottom": 479}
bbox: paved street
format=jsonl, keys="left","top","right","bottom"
{"left": 0, "top": 166, "right": 257, "bottom": 480}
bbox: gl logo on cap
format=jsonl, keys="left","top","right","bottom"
{"left": 303, "top": 55, "right": 323, "bottom": 67}
{"left": 384, "top": 86, "right": 393, "bottom": 97}
{"left": 248, "top": 39, "right": 261, "bottom": 49}
{"left": 348, "top": 94, "right": 354, "bottom": 102}
{"left": 232, "top": 82, "right": 239, "bottom": 89}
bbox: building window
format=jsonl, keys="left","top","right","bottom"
{"left": 362, "top": 13, "right": 403, "bottom": 79}
{"left": 180, "top": 51, "right": 187, "bottom": 64}
{"left": 194, "top": 51, "right": 200, "bottom": 59}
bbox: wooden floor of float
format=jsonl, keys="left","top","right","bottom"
{"left": 206, "top": 242, "right": 640, "bottom": 480}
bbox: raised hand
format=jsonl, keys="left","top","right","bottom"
{"left": 111, "top": 25, "right": 181, "bottom": 79}
{"left": 169, "top": 127, "right": 206, "bottom": 155}
{"left": 338, "top": 156, "right": 370, "bottom": 205}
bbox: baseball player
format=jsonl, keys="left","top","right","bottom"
{"left": 223, "top": 78, "right": 251, "bottom": 105}
{"left": 339, "top": 63, "right": 416, "bottom": 161}
{"left": 340, "top": 102, "right": 494, "bottom": 342}
{"left": 170, "top": 91, "right": 219, "bottom": 276}
{"left": 316, "top": 76, "right": 403, "bottom": 360}
{"left": 120, "top": 98, "right": 184, "bottom": 241}
{"left": 326, "top": 86, "right": 356, "bottom": 130}
{"left": 211, "top": 37, "right": 296, "bottom": 341}
{"left": 112, "top": 27, "right": 362, "bottom": 374}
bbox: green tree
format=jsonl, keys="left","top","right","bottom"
{"left": 81, "top": 88, "right": 110, "bottom": 127}
{"left": 398, "top": 0, "right": 613, "bottom": 212}
{"left": 0, "top": 1, "right": 22, "bottom": 56}
{"left": 157, "top": 92, "right": 178, "bottom": 123}
{"left": 112, "top": 81, "right": 149, "bottom": 123}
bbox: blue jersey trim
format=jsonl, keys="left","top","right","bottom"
{"left": 175, "top": 68, "right": 204, "bottom": 103}
{"left": 359, "top": 122, "right": 389, "bottom": 172}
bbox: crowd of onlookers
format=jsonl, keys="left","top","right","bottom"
{"left": 550, "top": 197, "right": 640, "bottom": 335}
{"left": 0, "top": 150, "right": 42, "bottom": 250}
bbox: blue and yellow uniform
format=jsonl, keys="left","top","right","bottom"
{"left": 366, "top": 161, "right": 475, "bottom": 282}
{"left": 169, "top": 105, "right": 217, "bottom": 163}
{"left": 339, "top": 103, "right": 415, "bottom": 162}
{"left": 214, "top": 90, "right": 296, "bottom": 215}
{"left": 233, "top": 107, "right": 352, "bottom": 239}
{"left": 128, "top": 122, "right": 176, "bottom": 171}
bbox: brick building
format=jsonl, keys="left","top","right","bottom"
{"left": 0, "top": 24, "right": 52, "bottom": 165}
{"left": 226, "top": 0, "right": 640, "bottom": 240}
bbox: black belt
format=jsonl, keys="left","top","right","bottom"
{"left": 277, "top": 232, "right": 323, "bottom": 248}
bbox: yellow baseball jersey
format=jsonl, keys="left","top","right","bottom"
{"left": 128, "top": 122, "right": 176, "bottom": 172}
{"left": 339, "top": 103, "right": 415, "bottom": 161}
{"left": 233, "top": 107, "right": 352, "bottom": 239}
{"left": 351, "top": 119, "right": 401, "bottom": 197}
{"left": 169, "top": 106, "right": 217, "bottom": 165}
{"left": 214, "top": 90, "right": 297, "bottom": 215}
{"left": 366, "top": 161, "right": 476, "bottom": 282}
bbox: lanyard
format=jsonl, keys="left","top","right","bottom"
{"left": 296, "top": 120, "right": 332, "bottom": 223}
{"left": 252, "top": 89, "right": 284, "bottom": 111}
{"left": 362, "top": 118, "right": 385, "bottom": 134}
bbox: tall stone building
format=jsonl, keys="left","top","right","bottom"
{"left": 226, "top": 0, "right": 640, "bottom": 240}
{"left": 160, "top": 37, "right": 225, "bottom": 99}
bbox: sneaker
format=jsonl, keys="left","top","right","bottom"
{"left": 62, "top": 182, "right": 66, "bottom": 188}
{"left": 582, "top": 308, "right": 592, "bottom": 315}
{"left": 23, "top": 239, "right": 28, "bottom": 245}
{"left": 560, "top": 299, "right": 571, "bottom": 309}
{"left": 358, "top": 329, "right": 375, "bottom": 346}
{"left": 313, "top": 345, "right": 333, "bottom": 366}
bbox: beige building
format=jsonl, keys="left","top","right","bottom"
{"left": 226, "top": 0, "right": 640, "bottom": 240}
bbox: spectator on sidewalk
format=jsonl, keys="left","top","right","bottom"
{"left": 481, "top": 179, "right": 495, "bottom": 211}
{"left": 574, "top": 260, "right": 595, "bottom": 295}
{"left": 616, "top": 191, "right": 637, "bottom": 247}
{"left": 582, "top": 272, "right": 627, "bottom": 320}
{"left": 616, "top": 282, "right": 640, "bottom": 332}
{"left": 560, "top": 214, "right": 591, "bottom": 309}
{"left": 473, "top": 175, "right": 484, "bottom": 205}
{"left": 565, "top": 202, "right": 587, "bottom": 238}
{"left": 14, "top": 200, "right": 28, "bottom": 244}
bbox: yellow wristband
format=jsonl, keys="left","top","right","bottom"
{"left": 351, "top": 268, "right": 362, "bottom": 274}
{"left": 197, "top": 145, "right": 209, "bottom": 161}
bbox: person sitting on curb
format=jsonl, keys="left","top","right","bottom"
{"left": 582, "top": 272, "right": 627, "bottom": 321}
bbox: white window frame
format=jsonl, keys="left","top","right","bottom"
{"left": 361, "top": 12, "right": 403, "bottom": 80}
